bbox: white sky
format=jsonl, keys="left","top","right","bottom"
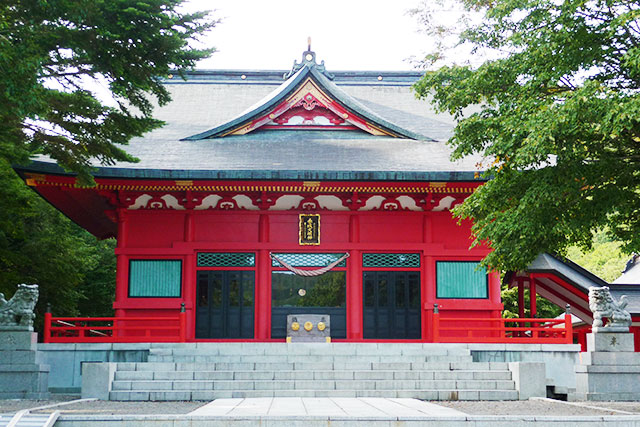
{"left": 184, "top": 0, "right": 433, "bottom": 71}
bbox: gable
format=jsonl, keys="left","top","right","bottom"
{"left": 224, "top": 77, "right": 391, "bottom": 136}
{"left": 183, "top": 49, "right": 427, "bottom": 141}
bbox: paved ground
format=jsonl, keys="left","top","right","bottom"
{"left": 0, "top": 397, "right": 205, "bottom": 415}
{"left": 437, "top": 399, "right": 638, "bottom": 416}
{"left": 2, "top": 395, "right": 640, "bottom": 417}
{"left": 188, "top": 398, "right": 465, "bottom": 417}
{"left": 586, "top": 402, "right": 640, "bottom": 413}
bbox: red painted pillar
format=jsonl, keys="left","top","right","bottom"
{"left": 424, "top": 255, "right": 436, "bottom": 341}
{"left": 179, "top": 303, "right": 187, "bottom": 342}
{"left": 43, "top": 310, "right": 51, "bottom": 343}
{"left": 347, "top": 250, "right": 363, "bottom": 340}
{"left": 256, "top": 214, "right": 271, "bottom": 340}
{"left": 115, "top": 208, "right": 128, "bottom": 318}
{"left": 433, "top": 304, "right": 440, "bottom": 342}
{"left": 347, "top": 214, "right": 362, "bottom": 340}
{"left": 564, "top": 312, "right": 573, "bottom": 344}
{"left": 422, "top": 213, "right": 432, "bottom": 243}
{"left": 422, "top": 214, "right": 433, "bottom": 341}
{"left": 184, "top": 211, "right": 195, "bottom": 242}
{"left": 183, "top": 212, "right": 196, "bottom": 339}
{"left": 529, "top": 275, "right": 537, "bottom": 318}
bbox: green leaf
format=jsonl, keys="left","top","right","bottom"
{"left": 414, "top": 0, "right": 639, "bottom": 271}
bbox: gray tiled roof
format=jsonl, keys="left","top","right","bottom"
{"left": 23, "top": 62, "right": 487, "bottom": 181}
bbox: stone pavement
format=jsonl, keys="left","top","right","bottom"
{"left": 188, "top": 397, "right": 466, "bottom": 417}
{"left": 3, "top": 397, "right": 638, "bottom": 426}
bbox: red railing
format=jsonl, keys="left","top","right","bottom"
{"left": 433, "top": 312, "right": 573, "bottom": 344}
{"left": 43, "top": 311, "right": 571, "bottom": 344}
{"left": 43, "top": 312, "right": 187, "bottom": 343}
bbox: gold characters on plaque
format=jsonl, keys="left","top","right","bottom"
{"left": 299, "top": 214, "right": 320, "bottom": 245}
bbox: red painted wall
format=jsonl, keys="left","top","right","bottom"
{"left": 114, "top": 207, "right": 497, "bottom": 341}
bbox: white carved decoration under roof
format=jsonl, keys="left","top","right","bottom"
{"left": 126, "top": 192, "right": 463, "bottom": 212}
{"left": 161, "top": 195, "right": 184, "bottom": 210}
{"left": 396, "top": 196, "right": 422, "bottom": 212}
{"left": 360, "top": 195, "right": 385, "bottom": 211}
{"left": 316, "top": 195, "right": 349, "bottom": 211}
{"left": 432, "top": 196, "right": 456, "bottom": 212}
{"left": 129, "top": 194, "right": 153, "bottom": 210}
{"left": 234, "top": 195, "right": 259, "bottom": 210}
{"left": 195, "top": 195, "right": 222, "bottom": 210}
{"left": 270, "top": 195, "right": 303, "bottom": 210}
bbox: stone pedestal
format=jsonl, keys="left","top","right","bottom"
{"left": 0, "top": 327, "right": 49, "bottom": 399}
{"left": 286, "top": 314, "right": 331, "bottom": 343}
{"left": 574, "top": 331, "right": 640, "bottom": 401}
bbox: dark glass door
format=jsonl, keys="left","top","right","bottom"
{"left": 271, "top": 271, "right": 347, "bottom": 339}
{"left": 363, "top": 271, "right": 421, "bottom": 339}
{"left": 196, "top": 271, "right": 254, "bottom": 338}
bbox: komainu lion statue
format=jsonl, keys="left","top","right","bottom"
{"left": 0, "top": 284, "right": 39, "bottom": 327}
{"left": 588, "top": 286, "right": 631, "bottom": 330}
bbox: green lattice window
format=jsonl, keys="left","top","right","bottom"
{"left": 363, "top": 253, "right": 421, "bottom": 268}
{"left": 129, "top": 260, "right": 182, "bottom": 298}
{"left": 272, "top": 253, "right": 347, "bottom": 267}
{"left": 197, "top": 253, "right": 255, "bottom": 267}
{"left": 436, "top": 261, "right": 488, "bottom": 299}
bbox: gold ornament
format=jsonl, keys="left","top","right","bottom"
{"left": 291, "top": 322, "right": 300, "bottom": 331}
{"left": 304, "top": 321, "right": 313, "bottom": 331}
{"left": 317, "top": 322, "right": 326, "bottom": 331}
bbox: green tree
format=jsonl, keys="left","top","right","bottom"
{"left": 566, "top": 230, "right": 628, "bottom": 282}
{"left": 0, "top": 0, "right": 216, "bottom": 184}
{"left": 0, "top": 160, "right": 117, "bottom": 333}
{"left": 500, "top": 286, "right": 564, "bottom": 319}
{"left": 413, "top": 0, "right": 640, "bottom": 271}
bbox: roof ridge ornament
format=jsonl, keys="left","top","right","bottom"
{"left": 285, "top": 37, "right": 334, "bottom": 80}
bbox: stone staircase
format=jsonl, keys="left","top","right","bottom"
{"left": 106, "top": 343, "right": 519, "bottom": 401}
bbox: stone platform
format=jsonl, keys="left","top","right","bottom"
{"left": 0, "top": 328, "right": 49, "bottom": 399}
{"left": 68, "top": 342, "right": 588, "bottom": 401}
{"left": 575, "top": 332, "right": 640, "bottom": 401}
{"left": 35, "top": 342, "right": 581, "bottom": 399}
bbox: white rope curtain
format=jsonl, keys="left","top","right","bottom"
{"left": 270, "top": 253, "right": 349, "bottom": 277}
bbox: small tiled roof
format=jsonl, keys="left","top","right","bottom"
{"left": 613, "top": 254, "right": 640, "bottom": 284}
{"left": 526, "top": 253, "right": 608, "bottom": 293}
{"left": 522, "top": 253, "right": 640, "bottom": 316}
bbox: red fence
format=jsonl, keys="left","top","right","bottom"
{"left": 43, "top": 312, "right": 187, "bottom": 343}
{"left": 433, "top": 312, "right": 573, "bottom": 344}
{"left": 43, "top": 312, "right": 572, "bottom": 344}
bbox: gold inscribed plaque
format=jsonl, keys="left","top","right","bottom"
{"left": 299, "top": 214, "right": 320, "bottom": 245}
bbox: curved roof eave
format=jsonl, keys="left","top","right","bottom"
{"left": 181, "top": 66, "right": 309, "bottom": 140}
{"left": 14, "top": 160, "right": 484, "bottom": 182}
{"left": 306, "top": 67, "right": 431, "bottom": 141}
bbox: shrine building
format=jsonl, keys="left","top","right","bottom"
{"left": 17, "top": 48, "right": 638, "bottom": 345}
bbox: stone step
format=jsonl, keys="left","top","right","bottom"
{"left": 114, "top": 369, "right": 512, "bottom": 381}
{"left": 116, "top": 361, "right": 509, "bottom": 372}
{"left": 111, "top": 378, "right": 515, "bottom": 392}
{"left": 147, "top": 354, "right": 473, "bottom": 363}
{"left": 109, "top": 388, "right": 519, "bottom": 401}
{"left": 147, "top": 343, "right": 473, "bottom": 357}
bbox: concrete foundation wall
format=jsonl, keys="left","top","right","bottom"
{"left": 470, "top": 344, "right": 581, "bottom": 391}
{"left": 38, "top": 343, "right": 149, "bottom": 392}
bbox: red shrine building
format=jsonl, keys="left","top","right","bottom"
{"left": 16, "top": 49, "right": 639, "bottom": 345}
